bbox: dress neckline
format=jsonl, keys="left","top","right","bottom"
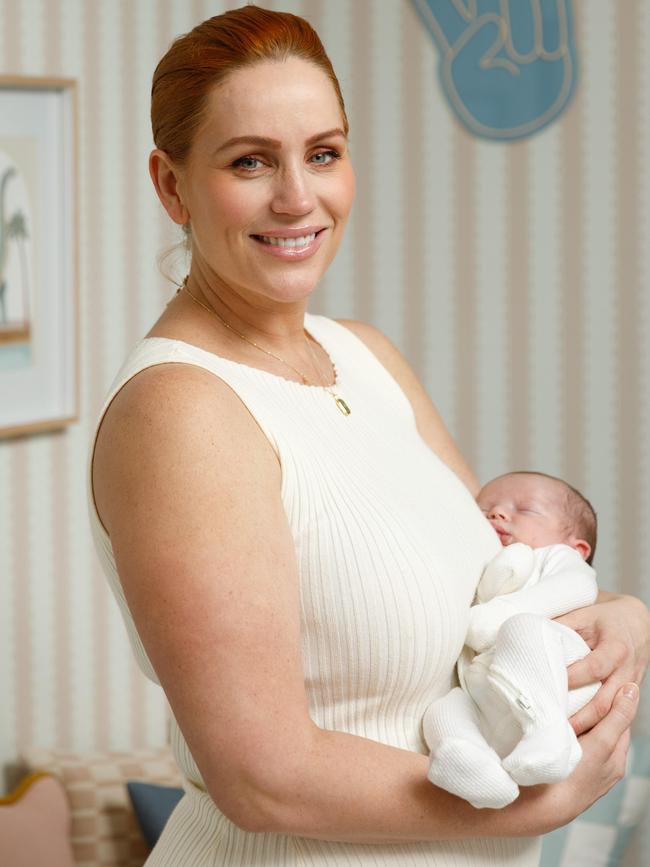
{"left": 141, "top": 312, "right": 341, "bottom": 391}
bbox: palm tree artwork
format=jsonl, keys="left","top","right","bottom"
{"left": 0, "top": 162, "right": 32, "bottom": 348}
{"left": 6, "top": 210, "right": 30, "bottom": 323}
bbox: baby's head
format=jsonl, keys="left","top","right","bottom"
{"left": 476, "top": 471, "right": 597, "bottom": 565}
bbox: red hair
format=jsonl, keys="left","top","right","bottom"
{"left": 151, "top": 4, "right": 348, "bottom": 165}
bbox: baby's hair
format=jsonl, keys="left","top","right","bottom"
{"left": 508, "top": 471, "right": 598, "bottom": 565}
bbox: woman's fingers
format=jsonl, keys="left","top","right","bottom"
{"left": 570, "top": 684, "right": 638, "bottom": 810}
{"left": 567, "top": 637, "right": 627, "bottom": 689}
{"left": 582, "top": 683, "right": 638, "bottom": 765}
{"left": 554, "top": 684, "right": 638, "bottom": 826}
{"left": 570, "top": 680, "right": 617, "bottom": 735}
{"left": 567, "top": 637, "right": 635, "bottom": 735}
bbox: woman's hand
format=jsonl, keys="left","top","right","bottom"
{"left": 548, "top": 683, "right": 638, "bottom": 828}
{"left": 483, "top": 681, "right": 639, "bottom": 838}
{"left": 555, "top": 593, "right": 650, "bottom": 735}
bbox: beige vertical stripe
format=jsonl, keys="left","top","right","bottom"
{"left": 43, "top": 0, "right": 61, "bottom": 73}
{"left": 402, "top": 1, "right": 426, "bottom": 373}
{"left": 12, "top": 440, "right": 32, "bottom": 750}
{"left": 579, "top": 1, "right": 617, "bottom": 578}
{"left": 3, "top": 0, "right": 21, "bottom": 70}
{"left": 528, "top": 127, "right": 563, "bottom": 474}
{"left": 418, "top": 35, "right": 455, "bottom": 427}
{"left": 615, "top": 1, "right": 642, "bottom": 597}
{"left": 453, "top": 126, "right": 477, "bottom": 466}
{"left": 559, "top": 51, "right": 586, "bottom": 490}
{"left": 506, "top": 144, "right": 530, "bottom": 469}
{"left": 122, "top": 0, "right": 140, "bottom": 353}
{"left": 191, "top": 0, "right": 204, "bottom": 27}
{"left": 51, "top": 432, "right": 72, "bottom": 747}
{"left": 349, "top": 0, "right": 374, "bottom": 321}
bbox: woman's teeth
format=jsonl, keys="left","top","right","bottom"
{"left": 256, "top": 233, "right": 316, "bottom": 248}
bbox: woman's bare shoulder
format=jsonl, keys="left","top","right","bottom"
{"left": 92, "top": 361, "right": 280, "bottom": 537}
{"left": 102, "top": 360, "right": 235, "bottom": 420}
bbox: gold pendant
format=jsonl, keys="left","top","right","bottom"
{"left": 334, "top": 394, "right": 351, "bottom": 416}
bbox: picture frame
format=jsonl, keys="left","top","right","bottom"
{"left": 0, "top": 76, "right": 78, "bottom": 438}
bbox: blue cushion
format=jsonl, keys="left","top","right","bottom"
{"left": 540, "top": 736, "right": 650, "bottom": 866}
{"left": 126, "top": 781, "right": 184, "bottom": 849}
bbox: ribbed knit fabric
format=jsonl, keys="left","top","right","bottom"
{"left": 87, "top": 313, "right": 542, "bottom": 866}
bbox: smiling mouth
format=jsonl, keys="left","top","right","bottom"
{"left": 251, "top": 229, "right": 324, "bottom": 249}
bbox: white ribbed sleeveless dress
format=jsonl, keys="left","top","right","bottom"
{"left": 87, "top": 313, "right": 541, "bottom": 866}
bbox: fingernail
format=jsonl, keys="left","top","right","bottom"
{"left": 623, "top": 683, "right": 639, "bottom": 700}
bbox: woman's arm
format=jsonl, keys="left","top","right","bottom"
{"left": 92, "top": 360, "right": 636, "bottom": 842}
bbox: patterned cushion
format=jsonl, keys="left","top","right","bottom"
{"left": 0, "top": 772, "right": 75, "bottom": 867}
{"left": 20, "top": 747, "right": 183, "bottom": 867}
{"left": 541, "top": 735, "right": 650, "bottom": 866}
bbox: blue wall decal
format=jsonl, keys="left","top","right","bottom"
{"left": 411, "top": 0, "right": 577, "bottom": 141}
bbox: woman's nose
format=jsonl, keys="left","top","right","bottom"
{"left": 271, "top": 167, "right": 316, "bottom": 216}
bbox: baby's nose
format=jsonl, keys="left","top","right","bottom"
{"left": 488, "top": 506, "right": 508, "bottom": 520}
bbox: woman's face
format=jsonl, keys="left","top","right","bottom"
{"left": 176, "top": 57, "right": 355, "bottom": 306}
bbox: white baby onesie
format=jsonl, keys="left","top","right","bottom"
{"left": 423, "top": 543, "right": 600, "bottom": 808}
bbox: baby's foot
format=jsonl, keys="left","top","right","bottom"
{"left": 502, "top": 720, "right": 580, "bottom": 785}
{"left": 428, "top": 738, "right": 520, "bottom": 809}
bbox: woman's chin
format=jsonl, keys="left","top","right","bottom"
{"left": 249, "top": 271, "right": 325, "bottom": 305}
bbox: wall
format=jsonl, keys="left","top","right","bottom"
{"left": 1, "top": 0, "right": 648, "bottom": 857}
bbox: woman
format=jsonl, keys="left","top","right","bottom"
{"left": 89, "top": 6, "right": 649, "bottom": 865}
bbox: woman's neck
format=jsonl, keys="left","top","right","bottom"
{"left": 186, "top": 264, "right": 311, "bottom": 353}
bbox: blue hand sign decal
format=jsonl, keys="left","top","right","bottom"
{"left": 411, "top": 0, "right": 577, "bottom": 140}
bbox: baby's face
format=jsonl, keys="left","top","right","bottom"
{"left": 476, "top": 474, "right": 571, "bottom": 549}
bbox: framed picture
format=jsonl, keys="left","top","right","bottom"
{"left": 0, "top": 76, "right": 78, "bottom": 438}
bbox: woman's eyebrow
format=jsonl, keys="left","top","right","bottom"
{"left": 213, "top": 127, "right": 347, "bottom": 155}
{"left": 305, "top": 127, "right": 347, "bottom": 144}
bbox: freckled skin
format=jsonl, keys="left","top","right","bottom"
{"left": 172, "top": 58, "right": 356, "bottom": 312}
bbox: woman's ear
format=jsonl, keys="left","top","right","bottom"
{"left": 149, "top": 149, "right": 189, "bottom": 226}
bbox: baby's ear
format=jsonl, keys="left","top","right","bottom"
{"left": 571, "top": 539, "right": 591, "bottom": 562}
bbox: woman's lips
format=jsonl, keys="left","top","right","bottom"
{"left": 250, "top": 228, "right": 327, "bottom": 261}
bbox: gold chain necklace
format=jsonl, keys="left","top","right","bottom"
{"left": 178, "top": 277, "right": 351, "bottom": 416}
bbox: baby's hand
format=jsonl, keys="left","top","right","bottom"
{"left": 477, "top": 542, "right": 535, "bottom": 602}
{"left": 466, "top": 598, "right": 520, "bottom": 653}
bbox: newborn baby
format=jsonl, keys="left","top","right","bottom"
{"left": 423, "top": 471, "right": 601, "bottom": 808}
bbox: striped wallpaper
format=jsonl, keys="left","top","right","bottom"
{"left": 1, "top": 0, "right": 649, "bottom": 859}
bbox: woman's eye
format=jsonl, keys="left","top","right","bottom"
{"left": 310, "top": 149, "right": 340, "bottom": 166}
{"left": 232, "top": 155, "right": 264, "bottom": 172}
